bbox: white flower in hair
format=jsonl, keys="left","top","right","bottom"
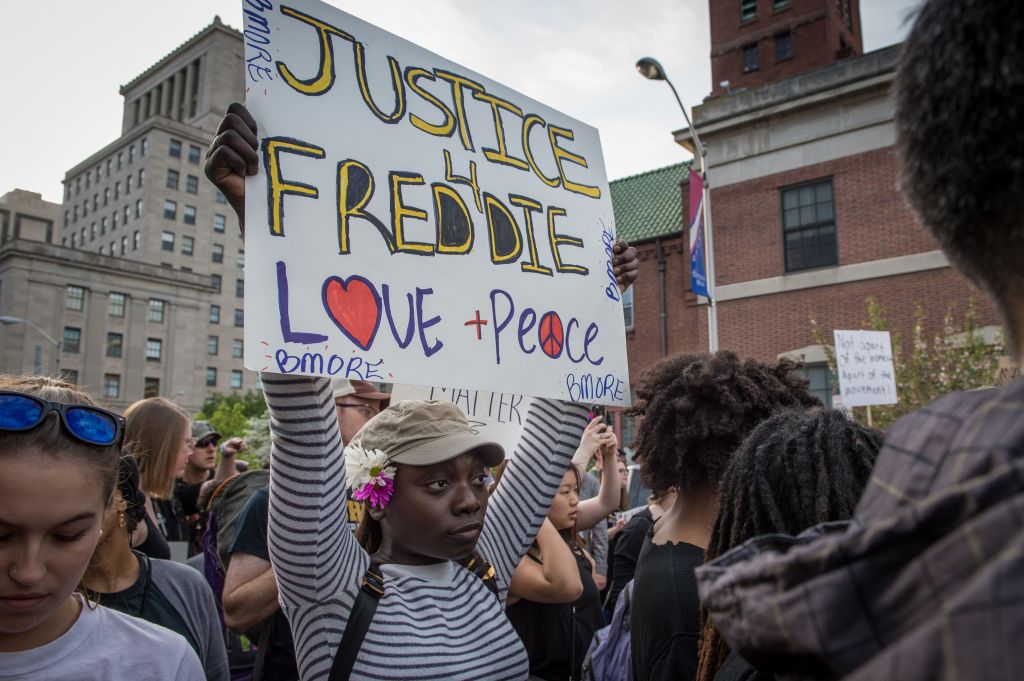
{"left": 345, "top": 442, "right": 396, "bottom": 497}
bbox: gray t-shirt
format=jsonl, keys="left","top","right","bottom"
{"left": 0, "top": 596, "right": 204, "bottom": 681}
{"left": 579, "top": 470, "right": 609, "bottom": 576}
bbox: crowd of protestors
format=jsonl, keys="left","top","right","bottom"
{"left": 2, "top": 1, "right": 1024, "bottom": 679}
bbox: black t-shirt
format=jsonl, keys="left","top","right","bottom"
{"left": 98, "top": 551, "right": 195, "bottom": 652}
{"left": 606, "top": 508, "right": 654, "bottom": 609}
{"left": 714, "top": 651, "right": 773, "bottom": 681}
{"left": 136, "top": 508, "right": 171, "bottom": 560}
{"left": 506, "top": 548, "right": 606, "bottom": 681}
{"left": 229, "top": 487, "right": 299, "bottom": 681}
{"left": 175, "top": 477, "right": 208, "bottom": 557}
{"left": 630, "top": 534, "right": 705, "bottom": 681}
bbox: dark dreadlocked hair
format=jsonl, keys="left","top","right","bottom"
{"left": 695, "top": 408, "right": 883, "bottom": 681}
{"left": 631, "top": 351, "right": 820, "bottom": 494}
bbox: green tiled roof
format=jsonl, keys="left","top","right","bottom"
{"left": 609, "top": 161, "right": 692, "bottom": 243}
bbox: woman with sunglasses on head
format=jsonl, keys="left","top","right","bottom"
{"left": 205, "top": 103, "right": 640, "bottom": 680}
{"left": 0, "top": 375, "right": 204, "bottom": 680}
{"left": 81, "top": 454, "right": 230, "bottom": 681}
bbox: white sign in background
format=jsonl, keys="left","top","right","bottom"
{"left": 241, "top": 0, "right": 630, "bottom": 406}
{"left": 389, "top": 385, "right": 531, "bottom": 458}
{"left": 833, "top": 330, "right": 898, "bottom": 407}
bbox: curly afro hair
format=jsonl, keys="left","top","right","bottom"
{"left": 631, "top": 351, "right": 820, "bottom": 493}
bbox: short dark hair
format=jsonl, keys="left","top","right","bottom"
{"left": 895, "top": 0, "right": 1024, "bottom": 343}
{"left": 631, "top": 352, "right": 820, "bottom": 493}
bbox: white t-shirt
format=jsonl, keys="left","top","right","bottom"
{"left": 0, "top": 597, "right": 204, "bottom": 681}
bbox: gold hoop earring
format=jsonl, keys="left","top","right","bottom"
{"left": 118, "top": 512, "right": 126, "bottom": 529}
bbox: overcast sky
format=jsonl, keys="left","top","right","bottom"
{"left": 1, "top": 0, "right": 921, "bottom": 204}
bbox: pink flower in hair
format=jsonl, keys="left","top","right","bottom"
{"left": 344, "top": 443, "right": 397, "bottom": 509}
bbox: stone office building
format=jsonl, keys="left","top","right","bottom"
{"left": 54, "top": 17, "right": 249, "bottom": 408}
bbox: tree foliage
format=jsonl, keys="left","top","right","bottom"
{"left": 194, "top": 390, "right": 268, "bottom": 468}
{"left": 811, "top": 297, "right": 1002, "bottom": 429}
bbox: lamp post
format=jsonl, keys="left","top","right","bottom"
{"left": 0, "top": 315, "right": 62, "bottom": 375}
{"left": 636, "top": 57, "right": 719, "bottom": 352}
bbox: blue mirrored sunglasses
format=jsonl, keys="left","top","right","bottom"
{"left": 0, "top": 391, "right": 125, "bottom": 447}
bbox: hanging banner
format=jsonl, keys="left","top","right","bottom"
{"left": 688, "top": 169, "right": 708, "bottom": 298}
{"left": 242, "top": 0, "right": 630, "bottom": 406}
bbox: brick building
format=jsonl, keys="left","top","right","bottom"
{"left": 671, "top": 1, "right": 1001, "bottom": 405}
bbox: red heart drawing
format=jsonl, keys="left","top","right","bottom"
{"left": 321, "top": 275, "right": 382, "bottom": 351}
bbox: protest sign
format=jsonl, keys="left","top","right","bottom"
{"left": 241, "top": 0, "right": 630, "bottom": 405}
{"left": 833, "top": 330, "right": 898, "bottom": 407}
{"left": 390, "top": 384, "right": 530, "bottom": 458}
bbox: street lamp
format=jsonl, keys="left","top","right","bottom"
{"left": 636, "top": 56, "right": 719, "bottom": 352}
{"left": 0, "top": 315, "right": 62, "bottom": 374}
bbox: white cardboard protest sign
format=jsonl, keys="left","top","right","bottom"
{"left": 833, "top": 330, "right": 898, "bottom": 407}
{"left": 390, "top": 384, "right": 531, "bottom": 458}
{"left": 241, "top": 0, "right": 630, "bottom": 406}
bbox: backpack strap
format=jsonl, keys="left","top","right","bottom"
{"left": 328, "top": 562, "right": 385, "bottom": 681}
{"left": 460, "top": 550, "right": 499, "bottom": 598}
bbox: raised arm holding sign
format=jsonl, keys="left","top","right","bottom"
{"left": 204, "top": 1, "right": 640, "bottom": 678}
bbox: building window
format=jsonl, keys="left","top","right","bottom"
{"left": 800, "top": 363, "right": 834, "bottom": 407}
{"left": 90, "top": 223, "right": 96, "bottom": 240}
{"left": 743, "top": 44, "right": 760, "bottom": 72}
{"left": 112, "top": 211, "right": 118, "bottom": 229}
{"left": 183, "top": 205, "right": 197, "bottom": 225}
{"left": 103, "top": 188, "right": 109, "bottom": 206}
{"left": 741, "top": 0, "right": 757, "bottom": 21}
{"left": 93, "top": 194, "right": 98, "bottom": 211}
{"left": 236, "top": 249, "right": 245, "bottom": 268}
{"left": 169, "top": 138, "right": 182, "bottom": 158}
{"left": 128, "top": 145, "right": 135, "bottom": 164}
{"left": 188, "top": 145, "right": 202, "bottom": 164}
{"left": 166, "top": 169, "right": 180, "bottom": 190}
{"left": 622, "top": 286, "right": 634, "bottom": 330}
{"left": 135, "top": 199, "right": 142, "bottom": 219}
{"left": 117, "top": 152, "right": 123, "bottom": 170}
{"left": 232, "top": 338, "right": 244, "bottom": 359}
{"left": 235, "top": 278, "right": 244, "bottom": 298}
{"left": 213, "top": 214, "right": 226, "bottom": 233}
{"left": 109, "top": 240, "right": 115, "bottom": 255}
{"left": 108, "top": 292, "right": 126, "bottom": 317}
{"left": 148, "top": 299, "right": 166, "bottom": 323}
{"left": 114, "top": 181, "right": 121, "bottom": 199}
{"left": 74, "top": 205, "right": 79, "bottom": 221}
{"left": 210, "top": 304, "right": 220, "bottom": 324}
{"left": 775, "top": 31, "right": 793, "bottom": 61}
{"left": 101, "top": 217, "right": 108, "bottom": 235}
{"left": 161, "top": 231, "right": 175, "bottom": 251}
{"left": 211, "top": 274, "right": 222, "bottom": 293}
{"left": 234, "top": 309, "right": 244, "bottom": 327}
{"left": 126, "top": 176, "right": 133, "bottom": 194}
{"left": 212, "top": 243, "right": 224, "bottom": 264}
{"left": 774, "top": 0, "right": 790, "bottom": 9}
{"left": 124, "top": 205, "right": 130, "bottom": 224}
{"left": 99, "top": 246, "right": 106, "bottom": 255}
{"left": 208, "top": 335, "right": 219, "bottom": 355}
{"left": 781, "top": 179, "right": 838, "bottom": 272}
{"left": 106, "top": 332, "right": 124, "bottom": 358}
{"left": 65, "top": 285, "right": 85, "bottom": 311}
{"left": 62, "top": 369, "right": 78, "bottom": 385}
{"left": 138, "top": 168, "right": 145, "bottom": 187}
{"left": 231, "top": 370, "right": 243, "bottom": 390}
{"left": 146, "top": 338, "right": 162, "bottom": 361}
{"left": 215, "top": 190, "right": 227, "bottom": 204}
{"left": 144, "top": 377, "right": 160, "bottom": 398}
{"left": 141, "top": 137, "right": 149, "bottom": 156}
{"left": 186, "top": 175, "right": 199, "bottom": 194}
{"left": 206, "top": 367, "right": 217, "bottom": 387}
{"left": 182, "top": 235, "right": 194, "bottom": 256}
{"left": 62, "top": 327, "right": 81, "bottom": 353}
{"left": 120, "top": 235, "right": 128, "bottom": 255}
{"left": 133, "top": 230, "right": 140, "bottom": 251}
{"left": 103, "top": 374, "right": 120, "bottom": 399}
{"left": 163, "top": 199, "right": 177, "bottom": 220}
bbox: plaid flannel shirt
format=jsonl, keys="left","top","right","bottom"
{"left": 696, "top": 377, "right": 1024, "bottom": 681}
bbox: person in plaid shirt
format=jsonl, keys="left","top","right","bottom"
{"left": 695, "top": 1, "right": 1024, "bottom": 679}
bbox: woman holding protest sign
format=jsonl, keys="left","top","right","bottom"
{"left": 0, "top": 375, "right": 204, "bottom": 680}
{"left": 205, "top": 102, "right": 639, "bottom": 680}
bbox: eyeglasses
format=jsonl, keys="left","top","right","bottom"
{"left": 195, "top": 437, "right": 219, "bottom": 449}
{"left": 335, "top": 403, "right": 378, "bottom": 419}
{"left": 0, "top": 391, "right": 125, "bottom": 448}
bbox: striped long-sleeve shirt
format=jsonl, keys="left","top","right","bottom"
{"left": 262, "top": 374, "right": 588, "bottom": 681}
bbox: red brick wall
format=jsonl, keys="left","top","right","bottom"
{"left": 709, "top": 0, "right": 863, "bottom": 97}
{"left": 713, "top": 147, "right": 938, "bottom": 285}
{"left": 715, "top": 267, "right": 1001, "bottom": 363}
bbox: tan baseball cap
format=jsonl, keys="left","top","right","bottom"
{"left": 351, "top": 400, "right": 504, "bottom": 467}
